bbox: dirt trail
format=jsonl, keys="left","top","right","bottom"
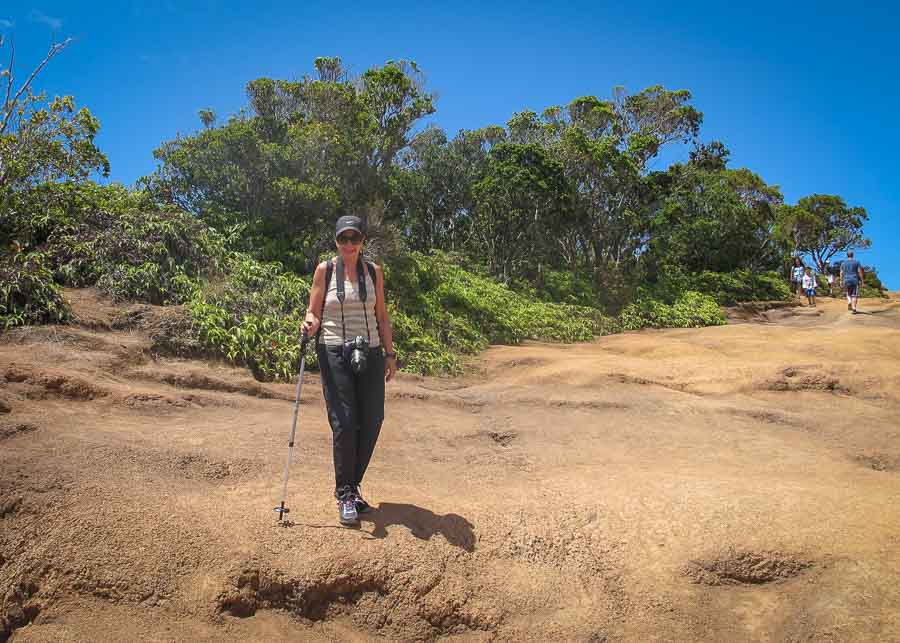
{"left": 2, "top": 290, "right": 899, "bottom": 641}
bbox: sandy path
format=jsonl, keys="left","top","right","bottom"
{"left": 1, "top": 291, "right": 898, "bottom": 641}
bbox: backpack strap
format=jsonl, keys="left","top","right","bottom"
{"left": 316, "top": 259, "right": 334, "bottom": 345}
{"left": 365, "top": 261, "right": 382, "bottom": 346}
{"left": 319, "top": 257, "right": 380, "bottom": 346}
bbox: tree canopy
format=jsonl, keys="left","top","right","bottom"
{"left": 1, "top": 47, "right": 883, "bottom": 367}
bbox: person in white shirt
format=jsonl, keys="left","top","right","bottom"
{"left": 802, "top": 267, "right": 816, "bottom": 307}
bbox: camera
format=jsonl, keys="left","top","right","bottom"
{"left": 343, "top": 336, "right": 370, "bottom": 375}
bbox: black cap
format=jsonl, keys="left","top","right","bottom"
{"left": 335, "top": 215, "right": 365, "bottom": 239}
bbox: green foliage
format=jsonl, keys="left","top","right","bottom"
{"left": 3, "top": 43, "right": 881, "bottom": 381}
{"left": 645, "top": 158, "right": 785, "bottom": 276}
{"left": 655, "top": 269, "right": 791, "bottom": 305}
{"left": 619, "top": 291, "right": 726, "bottom": 331}
{"left": 0, "top": 252, "right": 70, "bottom": 329}
{"left": 183, "top": 251, "right": 615, "bottom": 379}
{"left": 145, "top": 57, "right": 435, "bottom": 272}
{"left": 47, "top": 205, "right": 226, "bottom": 304}
{"left": 1, "top": 38, "right": 108, "bottom": 202}
{"left": 186, "top": 254, "right": 312, "bottom": 381}
{"left": 779, "top": 194, "right": 870, "bottom": 273}
{"left": 858, "top": 265, "right": 888, "bottom": 298}
{"left": 858, "top": 284, "right": 885, "bottom": 299}
{"left": 1, "top": 180, "right": 221, "bottom": 305}
{"left": 523, "top": 269, "right": 600, "bottom": 307}
{"left": 471, "top": 142, "right": 570, "bottom": 282}
{"left": 386, "top": 252, "right": 619, "bottom": 374}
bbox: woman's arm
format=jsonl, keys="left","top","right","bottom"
{"left": 373, "top": 264, "right": 397, "bottom": 382}
{"left": 302, "top": 261, "right": 327, "bottom": 337}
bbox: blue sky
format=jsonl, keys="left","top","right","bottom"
{"left": 3, "top": 1, "right": 898, "bottom": 287}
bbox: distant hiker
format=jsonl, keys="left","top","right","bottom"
{"left": 790, "top": 257, "right": 805, "bottom": 299}
{"left": 302, "top": 215, "right": 398, "bottom": 526}
{"left": 826, "top": 270, "right": 836, "bottom": 297}
{"left": 840, "top": 251, "right": 865, "bottom": 314}
{"left": 802, "top": 267, "right": 817, "bottom": 307}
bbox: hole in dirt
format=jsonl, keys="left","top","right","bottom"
{"left": 0, "top": 496, "right": 23, "bottom": 519}
{"left": 685, "top": 549, "right": 811, "bottom": 586}
{"left": 216, "top": 566, "right": 502, "bottom": 638}
{"left": 0, "top": 399, "right": 10, "bottom": 414}
{"left": 855, "top": 453, "right": 896, "bottom": 472}
{"left": 216, "top": 569, "right": 388, "bottom": 620}
{"left": 0, "top": 423, "right": 38, "bottom": 441}
{"left": 765, "top": 367, "right": 849, "bottom": 394}
{"left": 487, "top": 431, "right": 516, "bottom": 447}
{"left": 1, "top": 577, "right": 41, "bottom": 640}
{"left": 173, "top": 454, "right": 250, "bottom": 480}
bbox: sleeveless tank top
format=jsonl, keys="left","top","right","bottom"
{"left": 319, "top": 265, "right": 380, "bottom": 347}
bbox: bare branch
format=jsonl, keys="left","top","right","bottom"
{"left": 0, "top": 36, "right": 72, "bottom": 135}
{"left": 2, "top": 36, "right": 14, "bottom": 122}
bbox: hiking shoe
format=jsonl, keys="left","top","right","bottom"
{"left": 336, "top": 487, "right": 358, "bottom": 526}
{"left": 848, "top": 303, "right": 853, "bottom": 311}
{"left": 352, "top": 484, "right": 371, "bottom": 513}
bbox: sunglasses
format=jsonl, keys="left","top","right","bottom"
{"left": 337, "top": 232, "right": 363, "bottom": 245}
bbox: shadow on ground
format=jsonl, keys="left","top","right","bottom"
{"left": 360, "top": 502, "right": 476, "bottom": 552}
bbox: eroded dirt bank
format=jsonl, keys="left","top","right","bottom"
{"left": 2, "top": 289, "right": 899, "bottom": 641}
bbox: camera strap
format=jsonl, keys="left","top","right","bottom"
{"left": 335, "top": 256, "right": 372, "bottom": 346}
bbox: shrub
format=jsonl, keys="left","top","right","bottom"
{"left": 526, "top": 269, "right": 599, "bottom": 307}
{"left": 619, "top": 291, "right": 726, "bottom": 331}
{"left": 655, "top": 268, "right": 790, "bottom": 305}
{"left": 0, "top": 252, "right": 71, "bottom": 330}
{"left": 386, "top": 252, "right": 616, "bottom": 373}
{"left": 47, "top": 208, "right": 226, "bottom": 304}
{"left": 860, "top": 265, "right": 889, "bottom": 298}
{"left": 186, "top": 254, "right": 312, "bottom": 381}
{"left": 183, "top": 251, "right": 626, "bottom": 379}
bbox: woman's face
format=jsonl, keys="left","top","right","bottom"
{"left": 336, "top": 231, "right": 364, "bottom": 262}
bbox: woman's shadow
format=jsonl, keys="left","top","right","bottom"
{"left": 360, "top": 503, "right": 476, "bottom": 553}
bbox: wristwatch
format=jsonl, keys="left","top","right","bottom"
{"left": 385, "top": 352, "right": 396, "bottom": 359}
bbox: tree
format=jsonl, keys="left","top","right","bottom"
{"left": 1, "top": 35, "right": 109, "bottom": 250}
{"left": 510, "top": 88, "right": 702, "bottom": 285}
{"left": 1, "top": 36, "right": 108, "bottom": 193}
{"left": 387, "top": 124, "right": 504, "bottom": 254}
{"left": 781, "top": 194, "right": 870, "bottom": 273}
{"left": 471, "top": 142, "right": 570, "bottom": 282}
{"left": 146, "top": 57, "right": 434, "bottom": 271}
{"left": 645, "top": 146, "right": 785, "bottom": 276}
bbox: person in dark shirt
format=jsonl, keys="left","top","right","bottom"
{"left": 840, "top": 251, "right": 865, "bottom": 314}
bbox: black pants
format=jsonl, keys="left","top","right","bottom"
{"left": 317, "top": 343, "right": 385, "bottom": 493}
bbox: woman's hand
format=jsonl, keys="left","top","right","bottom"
{"left": 302, "top": 314, "right": 320, "bottom": 337}
{"left": 384, "top": 354, "right": 398, "bottom": 382}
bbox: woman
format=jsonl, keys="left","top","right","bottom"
{"left": 790, "top": 257, "right": 805, "bottom": 300}
{"left": 302, "top": 215, "right": 398, "bottom": 526}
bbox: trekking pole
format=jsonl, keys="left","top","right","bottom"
{"left": 274, "top": 328, "right": 311, "bottom": 522}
